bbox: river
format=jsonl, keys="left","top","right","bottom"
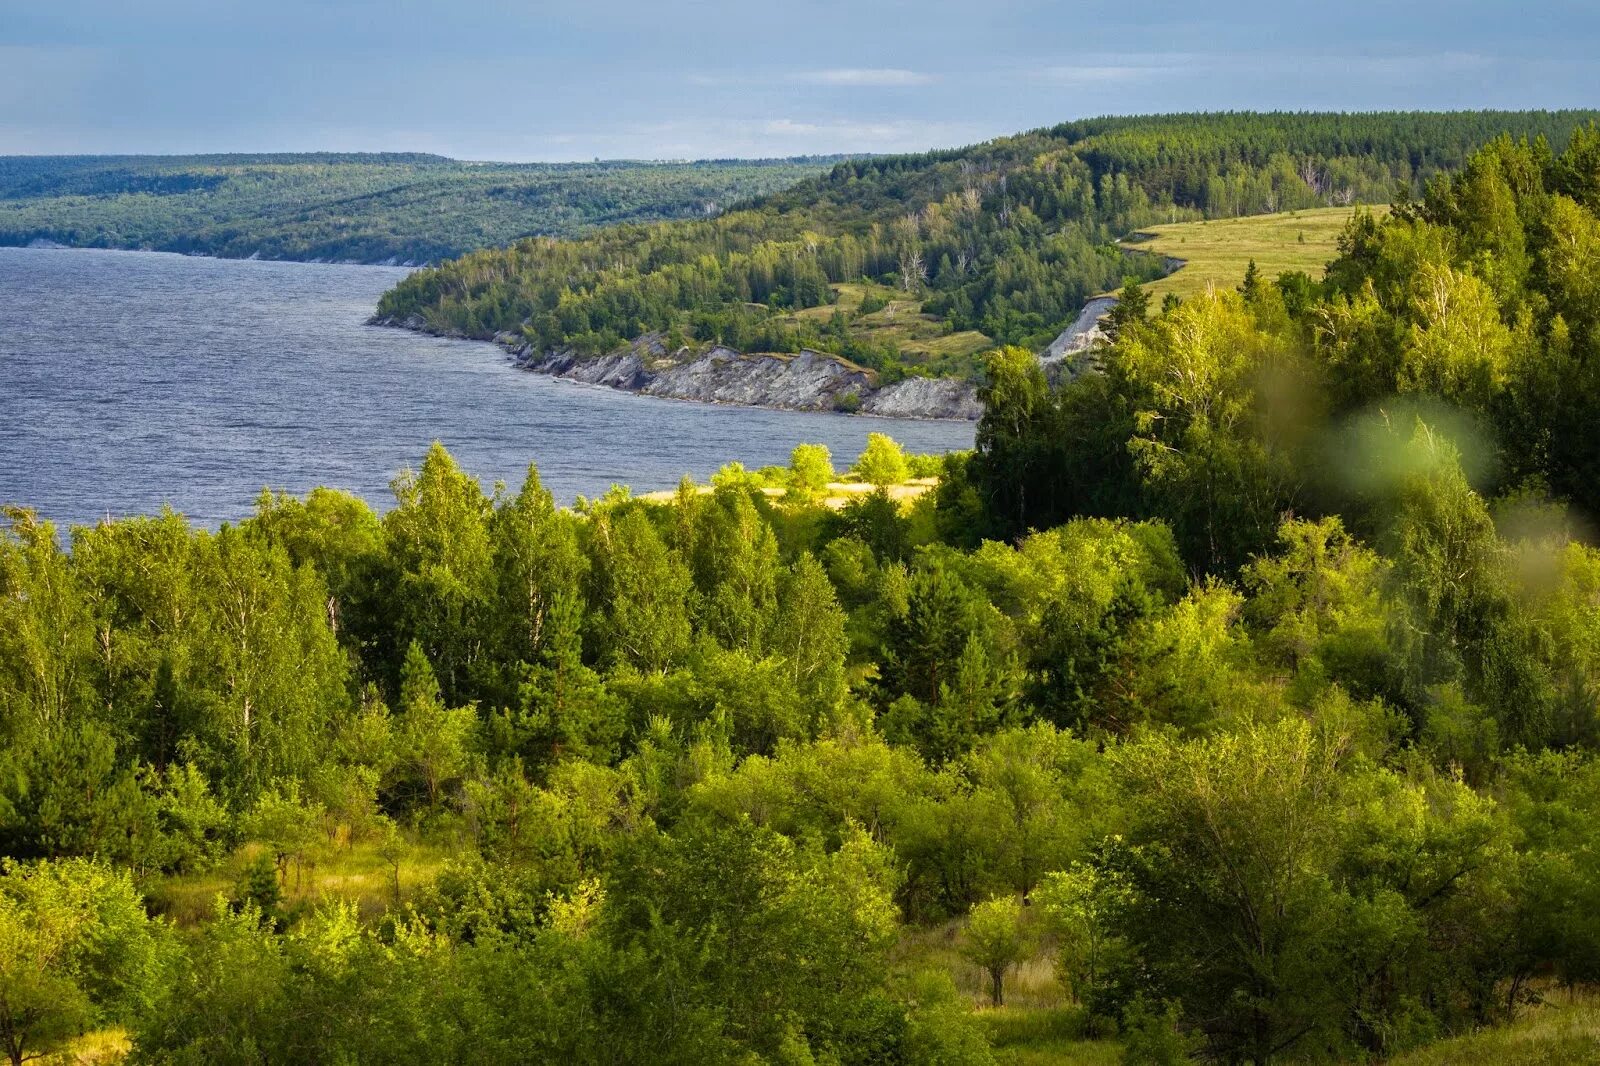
{"left": 0, "top": 246, "right": 974, "bottom": 530}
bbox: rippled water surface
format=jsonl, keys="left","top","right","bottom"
{"left": 0, "top": 247, "right": 974, "bottom": 529}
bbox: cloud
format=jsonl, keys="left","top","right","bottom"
{"left": 684, "top": 68, "right": 935, "bottom": 89}
{"left": 1036, "top": 64, "right": 1177, "bottom": 84}
{"left": 1032, "top": 50, "right": 1498, "bottom": 87}
{"left": 789, "top": 68, "right": 935, "bottom": 87}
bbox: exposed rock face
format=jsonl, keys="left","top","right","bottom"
{"left": 372, "top": 321, "right": 986, "bottom": 419}
{"left": 528, "top": 349, "right": 652, "bottom": 391}
{"left": 372, "top": 285, "right": 1141, "bottom": 421}
{"left": 1042, "top": 295, "right": 1117, "bottom": 365}
{"left": 643, "top": 347, "right": 872, "bottom": 410}
{"left": 863, "top": 376, "right": 983, "bottom": 420}
{"left": 512, "top": 340, "right": 985, "bottom": 419}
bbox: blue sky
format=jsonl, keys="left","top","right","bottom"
{"left": 2, "top": 1, "right": 1596, "bottom": 160}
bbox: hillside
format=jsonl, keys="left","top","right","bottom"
{"left": 0, "top": 153, "right": 839, "bottom": 264}
{"left": 377, "top": 110, "right": 1600, "bottom": 386}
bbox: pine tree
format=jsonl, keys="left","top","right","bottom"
{"left": 1238, "top": 258, "right": 1264, "bottom": 302}
{"left": 1105, "top": 277, "right": 1151, "bottom": 339}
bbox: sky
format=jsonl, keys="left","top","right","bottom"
{"left": 2, "top": 0, "right": 1597, "bottom": 161}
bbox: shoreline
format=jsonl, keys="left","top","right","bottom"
{"left": 7, "top": 238, "right": 429, "bottom": 269}
{"left": 370, "top": 314, "right": 986, "bottom": 422}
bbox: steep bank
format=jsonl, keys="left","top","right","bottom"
{"left": 371, "top": 315, "right": 982, "bottom": 420}
{"left": 1042, "top": 295, "right": 1118, "bottom": 366}
{"left": 370, "top": 227, "right": 1202, "bottom": 418}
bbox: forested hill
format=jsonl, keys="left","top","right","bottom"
{"left": 376, "top": 110, "right": 1600, "bottom": 381}
{"left": 0, "top": 154, "right": 841, "bottom": 264}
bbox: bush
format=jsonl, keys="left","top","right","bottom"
{"left": 789, "top": 444, "right": 834, "bottom": 503}
{"left": 1121, "top": 996, "right": 1198, "bottom": 1065}
{"left": 857, "top": 291, "right": 890, "bottom": 316}
{"left": 853, "top": 433, "right": 910, "bottom": 486}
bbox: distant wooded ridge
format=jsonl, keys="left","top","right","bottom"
{"left": 0, "top": 153, "right": 849, "bottom": 264}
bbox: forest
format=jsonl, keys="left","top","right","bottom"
{"left": 5, "top": 123, "right": 1600, "bottom": 1064}
{"left": 0, "top": 154, "right": 837, "bottom": 264}
{"left": 376, "top": 110, "right": 1600, "bottom": 380}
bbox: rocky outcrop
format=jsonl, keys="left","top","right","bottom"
{"left": 1042, "top": 295, "right": 1117, "bottom": 364}
{"left": 483, "top": 333, "right": 981, "bottom": 420}
{"left": 863, "top": 376, "right": 983, "bottom": 420}
{"left": 526, "top": 349, "right": 653, "bottom": 391}
{"left": 370, "top": 238, "right": 1186, "bottom": 420}
{"left": 646, "top": 347, "right": 871, "bottom": 410}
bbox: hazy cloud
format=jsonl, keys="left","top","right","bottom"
{"left": 788, "top": 68, "right": 935, "bottom": 87}
{"left": 1036, "top": 64, "right": 1179, "bottom": 84}
{"left": 1034, "top": 50, "right": 1499, "bottom": 85}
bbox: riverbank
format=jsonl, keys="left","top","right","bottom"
{"left": 372, "top": 276, "right": 1146, "bottom": 421}
{"left": 371, "top": 314, "right": 986, "bottom": 420}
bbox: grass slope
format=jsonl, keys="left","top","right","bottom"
{"left": 147, "top": 837, "right": 453, "bottom": 927}
{"left": 1387, "top": 991, "right": 1600, "bottom": 1066}
{"left": 1121, "top": 206, "right": 1391, "bottom": 300}
{"left": 780, "top": 281, "right": 995, "bottom": 374}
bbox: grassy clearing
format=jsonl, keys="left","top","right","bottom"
{"left": 638, "top": 477, "right": 938, "bottom": 511}
{"left": 1121, "top": 206, "right": 1389, "bottom": 301}
{"left": 979, "top": 1008, "right": 1120, "bottom": 1066}
{"left": 58, "top": 1028, "right": 130, "bottom": 1065}
{"left": 778, "top": 281, "right": 993, "bottom": 369}
{"left": 895, "top": 918, "right": 1069, "bottom": 1011}
{"left": 897, "top": 917, "right": 1122, "bottom": 1064}
{"left": 1388, "top": 989, "right": 1600, "bottom": 1066}
{"left": 147, "top": 837, "right": 454, "bottom": 927}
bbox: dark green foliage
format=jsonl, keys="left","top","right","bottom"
{"left": 232, "top": 853, "right": 282, "bottom": 922}
{"left": 832, "top": 486, "right": 914, "bottom": 562}
{"left": 1105, "top": 277, "right": 1151, "bottom": 339}
{"left": 879, "top": 556, "right": 1016, "bottom": 761}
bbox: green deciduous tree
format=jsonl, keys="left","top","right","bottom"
{"left": 384, "top": 442, "right": 495, "bottom": 704}
{"left": 961, "top": 894, "right": 1034, "bottom": 1006}
{"left": 1119, "top": 289, "right": 1308, "bottom": 572}
{"left": 591, "top": 508, "right": 694, "bottom": 673}
{"left": 853, "top": 433, "right": 910, "bottom": 487}
{"left": 788, "top": 443, "right": 834, "bottom": 504}
{"left": 0, "top": 859, "right": 164, "bottom": 1066}
{"left": 393, "top": 643, "right": 478, "bottom": 811}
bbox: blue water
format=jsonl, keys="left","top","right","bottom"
{"left": 0, "top": 247, "right": 974, "bottom": 529}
